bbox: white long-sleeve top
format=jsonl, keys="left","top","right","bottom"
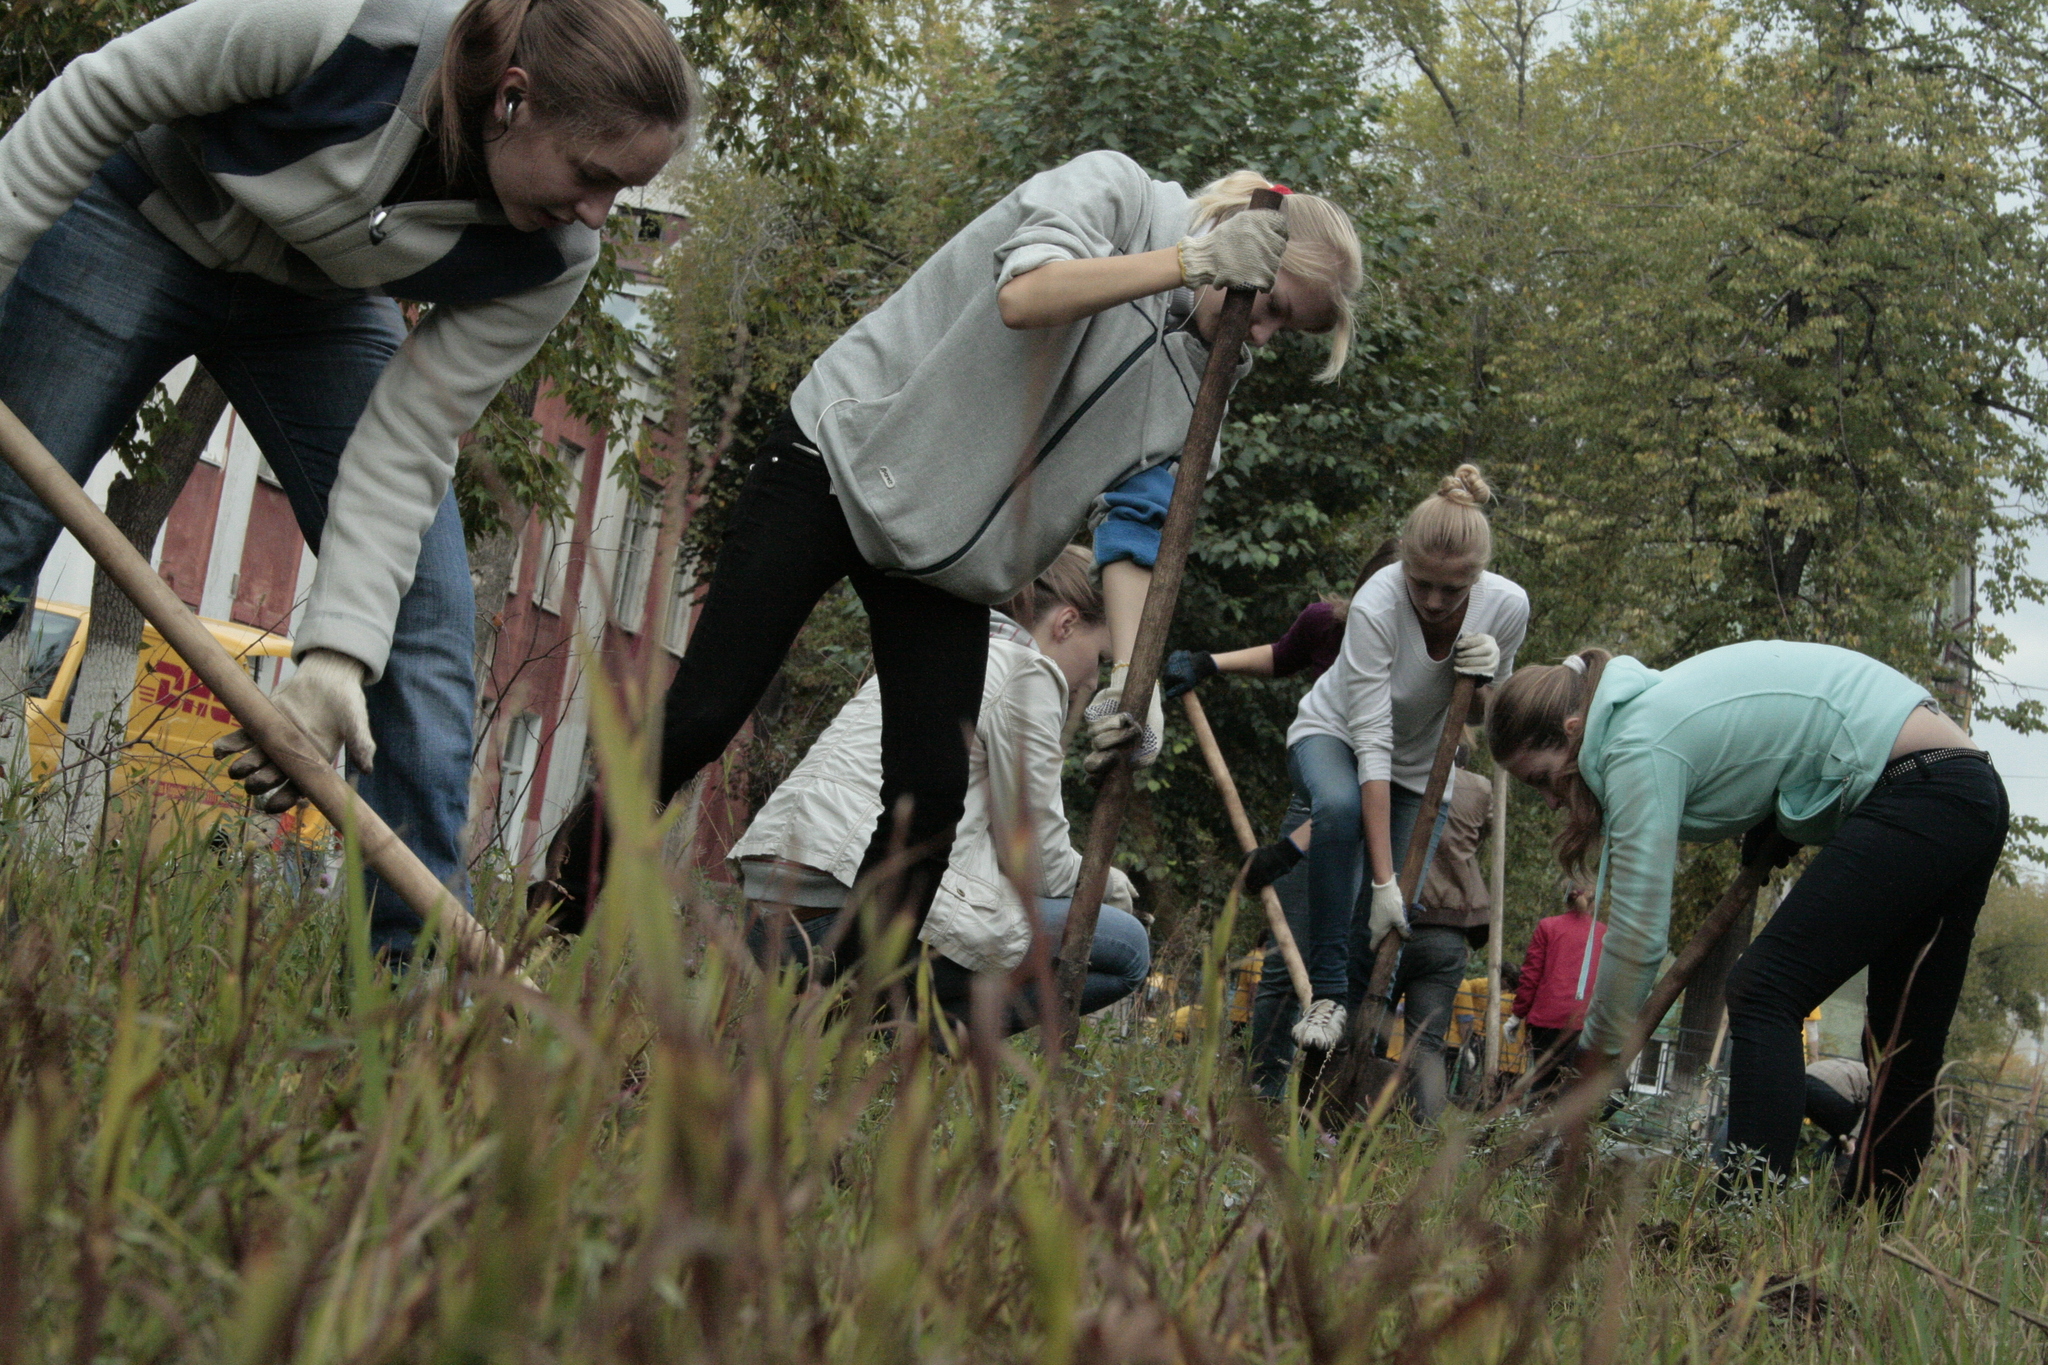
{"left": 1285, "top": 564, "right": 1529, "bottom": 791}
{"left": 729, "top": 613, "right": 1133, "bottom": 974}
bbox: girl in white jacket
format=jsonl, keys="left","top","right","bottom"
{"left": 0, "top": 0, "right": 694, "bottom": 956}
{"left": 730, "top": 546, "right": 1150, "bottom": 1028}
{"left": 1242, "top": 466, "right": 1529, "bottom": 1056}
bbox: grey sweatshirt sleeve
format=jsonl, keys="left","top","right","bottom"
{"left": 0, "top": 0, "right": 354, "bottom": 291}
{"left": 991, "top": 149, "right": 1165, "bottom": 286}
{"left": 294, "top": 261, "right": 592, "bottom": 678}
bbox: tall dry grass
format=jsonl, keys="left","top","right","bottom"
{"left": 3, "top": 759, "right": 2048, "bottom": 1363}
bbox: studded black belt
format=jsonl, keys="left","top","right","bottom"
{"left": 1875, "top": 747, "right": 1991, "bottom": 786}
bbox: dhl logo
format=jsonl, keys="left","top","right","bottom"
{"left": 147, "top": 661, "right": 233, "bottom": 724}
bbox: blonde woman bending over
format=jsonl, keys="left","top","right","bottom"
{"left": 1242, "top": 466, "right": 1528, "bottom": 1060}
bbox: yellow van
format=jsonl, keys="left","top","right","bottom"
{"left": 16, "top": 598, "right": 327, "bottom": 846}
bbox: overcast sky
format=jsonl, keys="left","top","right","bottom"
{"left": 1973, "top": 534, "right": 2048, "bottom": 873}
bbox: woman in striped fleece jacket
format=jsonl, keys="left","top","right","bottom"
{"left": 0, "top": 0, "right": 694, "bottom": 956}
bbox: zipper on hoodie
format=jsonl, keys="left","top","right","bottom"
{"left": 902, "top": 310, "right": 1164, "bottom": 579}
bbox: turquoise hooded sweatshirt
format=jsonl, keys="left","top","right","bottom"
{"left": 1573, "top": 641, "right": 1930, "bottom": 1056}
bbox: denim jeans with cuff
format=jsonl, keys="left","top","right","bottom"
{"left": 0, "top": 176, "right": 475, "bottom": 956}
{"left": 1245, "top": 741, "right": 1448, "bottom": 1097}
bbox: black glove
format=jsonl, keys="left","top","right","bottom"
{"left": 1161, "top": 649, "right": 1219, "bottom": 700}
{"left": 1740, "top": 815, "right": 1797, "bottom": 870}
{"left": 1242, "top": 836, "right": 1305, "bottom": 893}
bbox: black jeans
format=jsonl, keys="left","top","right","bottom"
{"left": 550, "top": 419, "right": 989, "bottom": 959}
{"left": 1723, "top": 756, "right": 2007, "bottom": 1200}
{"left": 1383, "top": 924, "right": 1471, "bottom": 1121}
{"left": 1803, "top": 1073, "right": 1864, "bottom": 1141}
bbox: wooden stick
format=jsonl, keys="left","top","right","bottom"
{"left": 1054, "top": 187, "right": 1286, "bottom": 1042}
{"left": 1530, "top": 837, "right": 1790, "bottom": 1129}
{"left": 1354, "top": 674, "right": 1479, "bottom": 1043}
{"left": 1883, "top": 1242, "right": 2048, "bottom": 1332}
{"left": 0, "top": 397, "right": 519, "bottom": 982}
{"left": 1181, "top": 692, "right": 1311, "bottom": 1010}
{"left": 1484, "top": 766, "right": 1507, "bottom": 1082}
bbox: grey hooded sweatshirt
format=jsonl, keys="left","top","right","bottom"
{"left": 790, "top": 149, "right": 1245, "bottom": 605}
{"left": 0, "top": 0, "right": 596, "bottom": 680}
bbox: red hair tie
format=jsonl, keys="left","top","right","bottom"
{"left": 1269, "top": 183, "right": 1294, "bottom": 195}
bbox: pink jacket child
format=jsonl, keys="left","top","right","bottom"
{"left": 1512, "top": 894, "right": 1607, "bottom": 1032}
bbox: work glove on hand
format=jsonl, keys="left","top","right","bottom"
{"left": 1104, "top": 866, "right": 1138, "bottom": 913}
{"left": 1083, "top": 664, "right": 1164, "bottom": 776}
{"left": 1242, "top": 835, "right": 1305, "bottom": 894}
{"left": 213, "top": 648, "right": 372, "bottom": 813}
{"left": 1740, "top": 813, "right": 1798, "bottom": 870}
{"left": 1366, "top": 878, "right": 1410, "bottom": 949}
{"left": 1453, "top": 632, "right": 1500, "bottom": 680}
{"left": 1161, "top": 649, "right": 1218, "bottom": 700}
{"left": 1177, "top": 208, "right": 1289, "bottom": 292}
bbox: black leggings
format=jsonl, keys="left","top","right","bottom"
{"left": 1723, "top": 756, "right": 2007, "bottom": 1200}
{"left": 551, "top": 418, "right": 989, "bottom": 956}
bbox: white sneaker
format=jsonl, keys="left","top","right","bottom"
{"left": 1292, "top": 999, "right": 1347, "bottom": 1050}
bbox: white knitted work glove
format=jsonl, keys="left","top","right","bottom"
{"left": 1176, "top": 208, "right": 1289, "bottom": 292}
{"left": 1105, "top": 866, "right": 1137, "bottom": 912}
{"left": 214, "top": 648, "right": 372, "bottom": 813}
{"left": 1453, "top": 632, "right": 1500, "bottom": 679}
{"left": 1366, "top": 878, "right": 1410, "bottom": 949}
{"left": 1083, "top": 664, "right": 1164, "bottom": 775}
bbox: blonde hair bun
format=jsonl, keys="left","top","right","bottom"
{"left": 1399, "top": 463, "right": 1495, "bottom": 568}
{"left": 1437, "top": 464, "right": 1491, "bottom": 507}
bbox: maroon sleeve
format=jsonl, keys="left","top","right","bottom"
{"left": 1269, "top": 601, "right": 1345, "bottom": 678}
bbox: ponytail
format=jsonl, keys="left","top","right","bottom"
{"left": 431, "top": 0, "right": 698, "bottom": 185}
{"left": 1000, "top": 545, "right": 1104, "bottom": 628}
{"left": 1487, "top": 648, "right": 1613, "bottom": 876}
{"left": 1187, "top": 171, "right": 1363, "bottom": 382}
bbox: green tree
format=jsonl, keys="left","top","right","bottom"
{"left": 1370, "top": 0, "right": 2048, "bottom": 951}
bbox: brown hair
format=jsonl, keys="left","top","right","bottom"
{"left": 1487, "top": 648, "right": 1613, "bottom": 875}
{"left": 1325, "top": 536, "right": 1402, "bottom": 621}
{"left": 1001, "top": 545, "right": 1105, "bottom": 628}
{"left": 431, "top": 0, "right": 698, "bottom": 185}
{"left": 1400, "top": 464, "right": 1493, "bottom": 569}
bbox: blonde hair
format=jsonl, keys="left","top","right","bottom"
{"left": 1487, "top": 649, "right": 1615, "bottom": 876}
{"left": 1188, "top": 171, "right": 1363, "bottom": 382}
{"left": 431, "top": 0, "right": 698, "bottom": 186}
{"left": 1001, "top": 545, "right": 1105, "bottom": 628}
{"left": 1400, "top": 464, "right": 1493, "bottom": 569}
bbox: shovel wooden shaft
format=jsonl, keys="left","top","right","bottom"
{"left": 1182, "top": 692, "right": 1311, "bottom": 1010}
{"left": 0, "top": 397, "right": 515, "bottom": 980}
{"left": 1055, "top": 187, "right": 1286, "bottom": 1042}
{"left": 1536, "top": 835, "right": 1789, "bottom": 1134}
{"left": 1359, "top": 673, "right": 1479, "bottom": 1030}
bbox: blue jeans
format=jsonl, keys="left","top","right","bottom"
{"left": 0, "top": 177, "right": 475, "bottom": 954}
{"left": 757, "top": 895, "right": 1151, "bottom": 1031}
{"left": 1245, "top": 740, "right": 1447, "bottom": 1095}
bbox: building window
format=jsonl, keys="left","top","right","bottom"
{"left": 496, "top": 711, "right": 541, "bottom": 856}
{"left": 611, "top": 479, "right": 663, "bottom": 630}
{"left": 535, "top": 442, "right": 582, "bottom": 614}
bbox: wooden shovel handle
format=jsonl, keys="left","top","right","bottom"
{"left": 0, "top": 398, "right": 521, "bottom": 983}
{"left": 1182, "top": 692, "right": 1312, "bottom": 1009}
{"left": 1055, "top": 188, "right": 1287, "bottom": 1042}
